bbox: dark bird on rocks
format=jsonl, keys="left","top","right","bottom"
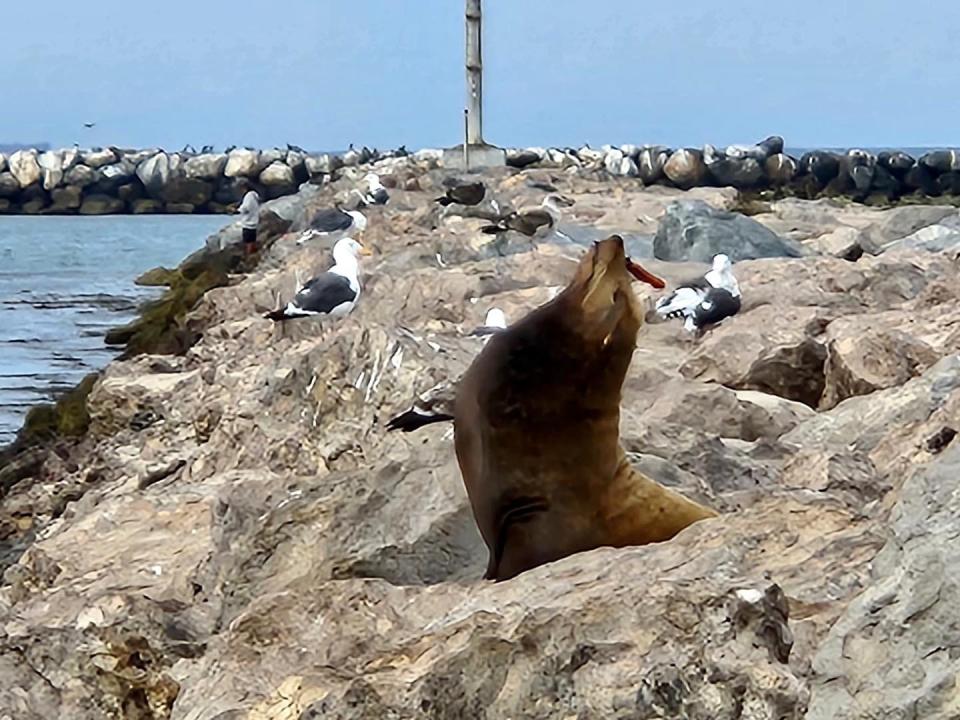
{"left": 481, "top": 194, "right": 574, "bottom": 239}
{"left": 263, "top": 237, "right": 371, "bottom": 322}
{"left": 287, "top": 143, "right": 306, "bottom": 153}
{"left": 926, "top": 427, "right": 957, "bottom": 454}
{"left": 434, "top": 180, "right": 486, "bottom": 206}
{"left": 200, "top": 145, "right": 214, "bottom": 153}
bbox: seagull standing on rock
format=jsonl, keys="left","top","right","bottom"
{"left": 361, "top": 173, "right": 390, "bottom": 205}
{"left": 654, "top": 253, "right": 742, "bottom": 337}
{"left": 296, "top": 207, "right": 367, "bottom": 246}
{"left": 264, "top": 237, "right": 371, "bottom": 323}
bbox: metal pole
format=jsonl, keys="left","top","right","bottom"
{"left": 463, "top": 108, "right": 470, "bottom": 169}
{"left": 465, "top": 0, "right": 483, "bottom": 145}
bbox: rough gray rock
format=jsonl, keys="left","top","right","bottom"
{"left": 637, "top": 146, "right": 670, "bottom": 184}
{"left": 663, "top": 148, "right": 706, "bottom": 189}
{"left": 765, "top": 153, "right": 798, "bottom": 184}
{"left": 49, "top": 185, "right": 83, "bottom": 211}
{"left": 78, "top": 193, "right": 125, "bottom": 215}
{"left": 137, "top": 152, "right": 184, "bottom": 198}
{"left": 223, "top": 148, "right": 262, "bottom": 178}
{"left": 0, "top": 172, "right": 20, "bottom": 197}
{"left": 37, "top": 150, "right": 64, "bottom": 190}
{"left": 7, "top": 149, "right": 41, "bottom": 188}
{"left": 807, "top": 443, "right": 960, "bottom": 719}
{"left": 653, "top": 199, "right": 806, "bottom": 262}
{"left": 184, "top": 153, "right": 228, "bottom": 180}
{"left": 81, "top": 148, "right": 118, "bottom": 168}
{"left": 63, "top": 164, "right": 98, "bottom": 188}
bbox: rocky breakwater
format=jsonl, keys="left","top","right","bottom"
{"left": 506, "top": 136, "right": 960, "bottom": 204}
{"left": 0, "top": 144, "right": 412, "bottom": 215}
{"left": 3, "top": 163, "right": 960, "bottom": 718}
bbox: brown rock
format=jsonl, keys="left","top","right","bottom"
{"left": 680, "top": 305, "right": 830, "bottom": 407}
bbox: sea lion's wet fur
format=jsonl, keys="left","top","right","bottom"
{"left": 454, "top": 236, "right": 717, "bottom": 581}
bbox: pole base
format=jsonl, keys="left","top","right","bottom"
{"left": 441, "top": 143, "right": 507, "bottom": 171}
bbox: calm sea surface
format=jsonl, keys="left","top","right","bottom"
{"left": 0, "top": 215, "right": 227, "bottom": 446}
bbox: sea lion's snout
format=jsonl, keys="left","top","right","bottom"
{"left": 625, "top": 258, "right": 665, "bottom": 289}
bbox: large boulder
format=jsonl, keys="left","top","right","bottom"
{"left": 765, "top": 154, "right": 798, "bottom": 185}
{"left": 680, "top": 305, "right": 830, "bottom": 407}
{"left": 919, "top": 149, "right": 960, "bottom": 175}
{"left": 94, "top": 161, "right": 137, "bottom": 193}
{"left": 137, "top": 152, "right": 185, "bottom": 199}
{"left": 184, "top": 153, "right": 228, "bottom": 180}
{"left": 37, "top": 150, "right": 64, "bottom": 190}
{"left": 861, "top": 205, "right": 957, "bottom": 253}
{"left": 304, "top": 153, "right": 342, "bottom": 177}
{"left": 214, "top": 177, "right": 259, "bottom": 205}
{"left": 223, "top": 149, "right": 262, "bottom": 178}
{"left": 878, "top": 151, "right": 915, "bottom": 178}
{"left": 806, "top": 444, "right": 960, "bottom": 719}
{"left": 653, "top": 199, "right": 806, "bottom": 263}
{"left": 704, "top": 150, "right": 764, "bottom": 188}
{"left": 663, "top": 148, "right": 706, "bottom": 189}
{"left": 78, "top": 193, "right": 125, "bottom": 215}
{"left": 8, "top": 149, "right": 41, "bottom": 188}
{"left": 637, "top": 146, "right": 670, "bottom": 184}
{"left": 63, "top": 164, "right": 98, "bottom": 188}
{"left": 258, "top": 161, "right": 296, "bottom": 196}
{"left": 0, "top": 172, "right": 20, "bottom": 197}
{"left": 160, "top": 178, "right": 213, "bottom": 206}
{"left": 60, "top": 146, "right": 80, "bottom": 172}
{"left": 80, "top": 147, "right": 118, "bottom": 168}
{"left": 820, "top": 318, "right": 941, "bottom": 410}
{"left": 799, "top": 151, "right": 841, "bottom": 188}
{"left": 131, "top": 198, "right": 163, "bottom": 214}
{"left": 49, "top": 185, "right": 84, "bottom": 212}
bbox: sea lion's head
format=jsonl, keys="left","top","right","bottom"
{"left": 563, "top": 235, "right": 664, "bottom": 344}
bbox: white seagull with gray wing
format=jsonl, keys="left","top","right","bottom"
{"left": 264, "top": 237, "right": 371, "bottom": 322}
{"left": 296, "top": 207, "right": 367, "bottom": 246}
{"left": 654, "top": 253, "right": 742, "bottom": 335}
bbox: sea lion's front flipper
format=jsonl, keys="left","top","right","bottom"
{"left": 601, "top": 453, "right": 718, "bottom": 548}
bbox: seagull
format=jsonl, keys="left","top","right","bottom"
{"left": 362, "top": 173, "right": 390, "bottom": 205}
{"left": 654, "top": 254, "right": 742, "bottom": 336}
{"left": 83, "top": 122, "right": 96, "bottom": 129}
{"left": 480, "top": 194, "right": 575, "bottom": 240}
{"left": 264, "top": 237, "right": 371, "bottom": 322}
{"left": 434, "top": 180, "right": 486, "bottom": 206}
{"left": 386, "top": 309, "right": 509, "bottom": 433}
{"left": 468, "top": 307, "right": 508, "bottom": 337}
{"left": 296, "top": 207, "right": 367, "bottom": 246}
{"left": 385, "top": 381, "right": 457, "bottom": 433}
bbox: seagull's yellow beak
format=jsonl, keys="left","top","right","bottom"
{"left": 359, "top": 244, "right": 373, "bottom": 257}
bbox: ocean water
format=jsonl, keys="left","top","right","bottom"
{"left": 0, "top": 215, "right": 228, "bottom": 447}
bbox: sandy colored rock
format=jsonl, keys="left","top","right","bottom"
{"left": 4, "top": 169, "right": 960, "bottom": 718}
{"left": 7, "top": 149, "right": 41, "bottom": 188}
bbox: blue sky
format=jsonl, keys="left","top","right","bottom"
{"left": 2, "top": 0, "right": 958, "bottom": 151}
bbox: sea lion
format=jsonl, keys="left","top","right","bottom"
{"left": 454, "top": 235, "right": 717, "bottom": 581}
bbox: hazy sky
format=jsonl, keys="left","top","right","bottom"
{"left": 2, "top": 1, "right": 958, "bottom": 152}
